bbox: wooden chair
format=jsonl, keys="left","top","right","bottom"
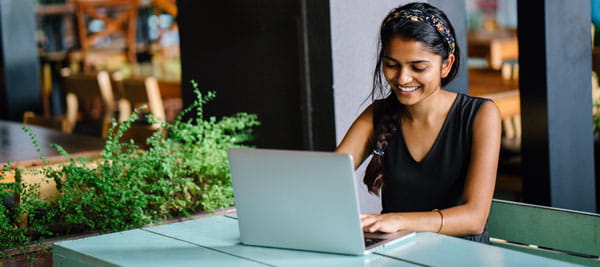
{"left": 488, "top": 199, "right": 600, "bottom": 266}
{"left": 491, "top": 90, "right": 521, "bottom": 144}
{"left": 22, "top": 111, "right": 68, "bottom": 133}
{"left": 21, "top": 63, "right": 68, "bottom": 132}
{"left": 72, "top": 0, "right": 139, "bottom": 72}
{"left": 112, "top": 73, "right": 166, "bottom": 128}
{"left": 60, "top": 69, "right": 116, "bottom": 137}
{"left": 110, "top": 73, "right": 166, "bottom": 146}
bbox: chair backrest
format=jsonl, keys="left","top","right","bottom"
{"left": 108, "top": 74, "right": 166, "bottom": 147}
{"left": 73, "top": 0, "right": 139, "bottom": 72}
{"left": 488, "top": 199, "right": 600, "bottom": 265}
{"left": 152, "top": 0, "right": 177, "bottom": 17}
{"left": 22, "top": 111, "right": 67, "bottom": 133}
{"left": 60, "top": 69, "right": 116, "bottom": 137}
{"left": 112, "top": 74, "right": 166, "bottom": 129}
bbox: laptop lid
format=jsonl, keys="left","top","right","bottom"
{"left": 228, "top": 148, "right": 404, "bottom": 255}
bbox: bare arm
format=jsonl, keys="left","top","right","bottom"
{"left": 335, "top": 104, "right": 375, "bottom": 169}
{"left": 361, "top": 101, "right": 501, "bottom": 235}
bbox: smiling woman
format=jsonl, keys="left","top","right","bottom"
{"left": 335, "top": 2, "right": 501, "bottom": 243}
{"left": 381, "top": 38, "right": 454, "bottom": 106}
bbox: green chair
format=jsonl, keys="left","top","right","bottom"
{"left": 488, "top": 199, "right": 600, "bottom": 266}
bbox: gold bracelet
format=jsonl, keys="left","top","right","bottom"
{"left": 433, "top": 209, "right": 444, "bottom": 233}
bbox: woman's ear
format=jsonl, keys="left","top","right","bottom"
{"left": 440, "top": 54, "right": 455, "bottom": 78}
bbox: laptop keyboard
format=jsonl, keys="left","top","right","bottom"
{"left": 364, "top": 237, "right": 384, "bottom": 247}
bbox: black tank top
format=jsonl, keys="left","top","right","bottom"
{"left": 375, "top": 93, "right": 490, "bottom": 242}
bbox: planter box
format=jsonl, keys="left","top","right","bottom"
{"left": 0, "top": 207, "right": 236, "bottom": 267}
{"left": 0, "top": 150, "right": 102, "bottom": 202}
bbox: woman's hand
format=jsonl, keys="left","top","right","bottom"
{"left": 360, "top": 213, "right": 404, "bottom": 233}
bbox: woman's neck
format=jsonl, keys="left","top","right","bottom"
{"left": 403, "top": 89, "right": 456, "bottom": 124}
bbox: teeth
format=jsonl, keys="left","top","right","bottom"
{"left": 398, "top": 86, "right": 419, "bottom": 92}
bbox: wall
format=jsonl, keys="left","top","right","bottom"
{"left": 329, "top": 0, "right": 413, "bottom": 213}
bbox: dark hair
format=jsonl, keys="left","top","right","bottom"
{"left": 364, "top": 2, "right": 460, "bottom": 195}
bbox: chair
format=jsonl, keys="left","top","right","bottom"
{"left": 22, "top": 111, "right": 68, "bottom": 133}
{"left": 112, "top": 73, "right": 166, "bottom": 127}
{"left": 21, "top": 64, "right": 68, "bottom": 132}
{"left": 72, "top": 0, "right": 139, "bottom": 73}
{"left": 152, "top": 0, "right": 177, "bottom": 18}
{"left": 110, "top": 73, "right": 166, "bottom": 146}
{"left": 488, "top": 199, "right": 600, "bottom": 265}
{"left": 60, "top": 69, "right": 117, "bottom": 137}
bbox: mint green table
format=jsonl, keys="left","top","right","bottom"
{"left": 53, "top": 215, "right": 581, "bottom": 266}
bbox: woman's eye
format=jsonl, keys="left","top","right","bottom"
{"left": 413, "top": 66, "right": 426, "bottom": 72}
{"left": 384, "top": 63, "right": 400, "bottom": 69}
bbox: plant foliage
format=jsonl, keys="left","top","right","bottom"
{"left": 0, "top": 82, "right": 259, "bottom": 252}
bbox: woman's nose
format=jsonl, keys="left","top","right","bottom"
{"left": 397, "top": 69, "right": 412, "bottom": 84}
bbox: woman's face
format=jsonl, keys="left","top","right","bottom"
{"left": 382, "top": 37, "right": 454, "bottom": 106}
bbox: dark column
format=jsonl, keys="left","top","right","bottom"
{"left": 518, "top": 0, "right": 595, "bottom": 212}
{"left": 297, "top": 0, "right": 335, "bottom": 150}
{"left": 429, "top": 0, "right": 468, "bottom": 94}
{"left": 177, "top": 0, "right": 335, "bottom": 150}
{"left": 0, "top": 0, "right": 41, "bottom": 121}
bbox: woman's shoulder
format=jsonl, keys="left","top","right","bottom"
{"left": 456, "top": 93, "right": 492, "bottom": 105}
{"left": 454, "top": 93, "right": 494, "bottom": 113}
{"left": 451, "top": 93, "right": 499, "bottom": 126}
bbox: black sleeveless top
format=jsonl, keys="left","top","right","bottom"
{"left": 375, "top": 93, "right": 490, "bottom": 243}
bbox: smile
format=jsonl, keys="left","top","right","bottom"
{"left": 398, "top": 86, "right": 419, "bottom": 92}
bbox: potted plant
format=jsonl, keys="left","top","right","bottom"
{"left": 0, "top": 82, "right": 259, "bottom": 262}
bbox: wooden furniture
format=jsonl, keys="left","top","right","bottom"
{"left": 485, "top": 90, "right": 521, "bottom": 141}
{"left": 468, "top": 29, "right": 519, "bottom": 70}
{"left": 469, "top": 68, "right": 518, "bottom": 96}
{"left": 110, "top": 74, "right": 167, "bottom": 146}
{"left": 156, "top": 80, "right": 182, "bottom": 122}
{"left": 60, "top": 69, "right": 117, "bottom": 137}
{"left": 152, "top": 0, "right": 176, "bottom": 17}
{"left": 112, "top": 74, "right": 166, "bottom": 128}
{"left": 488, "top": 199, "right": 600, "bottom": 266}
{"left": 53, "top": 213, "right": 575, "bottom": 266}
{"left": 0, "top": 120, "right": 104, "bottom": 165}
{"left": 72, "top": 0, "right": 140, "bottom": 72}
{"left": 22, "top": 111, "right": 67, "bottom": 133}
{"left": 21, "top": 64, "right": 68, "bottom": 132}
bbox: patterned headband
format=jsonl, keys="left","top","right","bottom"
{"left": 383, "top": 9, "right": 456, "bottom": 55}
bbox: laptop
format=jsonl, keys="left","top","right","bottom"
{"left": 227, "top": 148, "right": 415, "bottom": 255}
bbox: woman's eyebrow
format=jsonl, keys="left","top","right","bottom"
{"left": 382, "top": 56, "right": 430, "bottom": 64}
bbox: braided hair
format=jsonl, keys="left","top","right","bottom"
{"left": 364, "top": 2, "right": 460, "bottom": 195}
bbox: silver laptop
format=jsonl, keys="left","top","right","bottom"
{"left": 227, "top": 148, "right": 415, "bottom": 255}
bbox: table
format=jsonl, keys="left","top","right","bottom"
{"left": 468, "top": 29, "right": 519, "bottom": 70}
{"left": 0, "top": 120, "right": 104, "bottom": 165}
{"left": 54, "top": 214, "right": 579, "bottom": 266}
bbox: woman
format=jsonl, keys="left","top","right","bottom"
{"left": 335, "top": 2, "right": 501, "bottom": 243}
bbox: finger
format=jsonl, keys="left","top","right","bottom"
{"left": 368, "top": 222, "right": 380, "bottom": 233}
{"left": 361, "top": 219, "right": 375, "bottom": 231}
{"left": 360, "top": 215, "right": 376, "bottom": 226}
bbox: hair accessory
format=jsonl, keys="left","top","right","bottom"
{"left": 433, "top": 209, "right": 444, "bottom": 233}
{"left": 372, "top": 148, "right": 385, "bottom": 156}
{"left": 383, "top": 9, "right": 456, "bottom": 54}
